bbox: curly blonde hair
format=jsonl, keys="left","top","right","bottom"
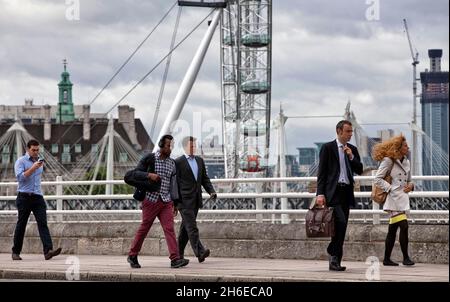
{"left": 372, "top": 134, "right": 406, "bottom": 161}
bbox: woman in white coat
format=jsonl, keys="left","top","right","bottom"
{"left": 372, "top": 135, "right": 415, "bottom": 266}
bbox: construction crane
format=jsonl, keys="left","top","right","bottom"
{"left": 403, "top": 18, "right": 420, "bottom": 176}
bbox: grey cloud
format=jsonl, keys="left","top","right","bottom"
{"left": 275, "top": 0, "right": 448, "bottom": 38}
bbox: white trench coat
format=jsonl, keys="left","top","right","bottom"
{"left": 374, "top": 156, "right": 413, "bottom": 211}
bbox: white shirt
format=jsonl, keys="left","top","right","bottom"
{"left": 336, "top": 138, "right": 351, "bottom": 184}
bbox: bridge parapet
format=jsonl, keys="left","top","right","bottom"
{"left": 0, "top": 221, "right": 447, "bottom": 264}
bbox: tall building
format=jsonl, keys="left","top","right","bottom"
{"left": 420, "top": 49, "right": 449, "bottom": 189}
{"left": 297, "top": 147, "right": 316, "bottom": 176}
{"left": 285, "top": 155, "right": 301, "bottom": 177}
{"left": 200, "top": 135, "right": 225, "bottom": 179}
{"left": 296, "top": 142, "right": 327, "bottom": 176}
{"left": 297, "top": 147, "right": 316, "bottom": 165}
{"left": 377, "top": 129, "right": 395, "bottom": 142}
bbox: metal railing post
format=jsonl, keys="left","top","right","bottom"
{"left": 56, "top": 175, "right": 63, "bottom": 222}
{"left": 255, "top": 182, "right": 263, "bottom": 223}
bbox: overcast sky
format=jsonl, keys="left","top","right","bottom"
{"left": 0, "top": 0, "right": 448, "bottom": 154}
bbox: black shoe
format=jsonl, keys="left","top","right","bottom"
{"left": 171, "top": 258, "right": 189, "bottom": 268}
{"left": 337, "top": 256, "right": 346, "bottom": 271}
{"left": 329, "top": 256, "right": 346, "bottom": 271}
{"left": 44, "top": 248, "right": 62, "bottom": 260}
{"left": 383, "top": 259, "right": 399, "bottom": 266}
{"left": 127, "top": 255, "right": 141, "bottom": 268}
{"left": 329, "top": 263, "right": 346, "bottom": 271}
{"left": 12, "top": 253, "right": 22, "bottom": 261}
{"left": 402, "top": 258, "right": 415, "bottom": 266}
{"left": 198, "top": 249, "right": 210, "bottom": 263}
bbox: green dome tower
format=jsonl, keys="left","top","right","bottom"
{"left": 57, "top": 59, "right": 75, "bottom": 123}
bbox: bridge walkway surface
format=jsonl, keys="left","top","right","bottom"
{"left": 0, "top": 254, "right": 447, "bottom": 282}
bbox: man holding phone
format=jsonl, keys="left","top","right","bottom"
{"left": 12, "top": 139, "right": 62, "bottom": 261}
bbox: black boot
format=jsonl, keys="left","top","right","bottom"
{"left": 402, "top": 258, "right": 415, "bottom": 266}
{"left": 337, "top": 255, "right": 346, "bottom": 271}
{"left": 383, "top": 258, "right": 399, "bottom": 266}
{"left": 329, "top": 256, "right": 346, "bottom": 271}
{"left": 398, "top": 220, "right": 414, "bottom": 266}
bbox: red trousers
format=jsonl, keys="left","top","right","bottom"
{"left": 129, "top": 198, "right": 179, "bottom": 260}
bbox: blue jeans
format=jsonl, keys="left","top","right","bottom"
{"left": 12, "top": 193, "right": 53, "bottom": 255}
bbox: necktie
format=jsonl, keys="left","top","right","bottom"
{"left": 343, "top": 146, "right": 353, "bottom": 182}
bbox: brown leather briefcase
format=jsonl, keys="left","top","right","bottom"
{"left": 305, "top": 206, "right": 335, "bottom": 238}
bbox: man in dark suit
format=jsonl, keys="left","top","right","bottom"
{"left": 316, "top": 120, "right": 363, "bottom": 271}
{"left": 175, "top": 136, "right": 217, "bottom": 263}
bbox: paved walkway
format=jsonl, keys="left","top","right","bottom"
{"left": 0, "top": 254, "right": 448, "bottom": 282}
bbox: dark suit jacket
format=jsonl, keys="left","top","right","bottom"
{"left": 175, "top": 155, "right": 215, "bottom": 209}
{"left": 316, "top": 140, "right": 363, "bottom": 207}
{"left": 124, "top": 153, "right": 160, "bottom": 193}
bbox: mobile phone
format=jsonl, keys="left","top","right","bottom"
{"left": 38, "top": 158, "right": 45, "bottom": 163}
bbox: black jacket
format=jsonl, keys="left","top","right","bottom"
{"left": 124, "top": 153, "right": 179, "bottom": 202}
{"left": 316, "top": 140, "right": 363, "bottom": 207}
{"left": 175, "top": 155, "right": 215, "bottom": 209}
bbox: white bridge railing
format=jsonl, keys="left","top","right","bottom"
{"left": 0, "top": 176, "right": 448, "bottom": 224}
{"left": 1, "top": 175, "right": 448, "bottom": 187}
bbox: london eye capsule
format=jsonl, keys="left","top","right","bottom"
{"left": 241, "top": 33, "right": 270, "bottom": 47}
{"left": 178, "top": 0, "right": 228, "bottom": 8}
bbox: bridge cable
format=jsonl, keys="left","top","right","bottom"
{"left": 102, "top": 8, "right": 215, "bottom": 117}
{"left": 63, "top": 8, "right": 216, "bottom": 160}
{"left": 56, "top": 0, "right": 178, "bottom": 144}
{"left": 150, "top": 6, "right": 182, "bottom": 139}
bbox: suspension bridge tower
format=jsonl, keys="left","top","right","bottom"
{"left": 220, "top": 0, "right": 272, "bottom": 181}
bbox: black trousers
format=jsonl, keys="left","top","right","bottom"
{"left": 178, "top": 207, "right": 205, "bottom": 258}
{"left": 327, "top": 185, "right": 351, "bottom": 261}
{"left": 12, "top": 193, "right": 53, "bottom": 255}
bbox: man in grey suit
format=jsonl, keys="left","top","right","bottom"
{"left": 175, "top": 136, "right": 217, "bottom": 263}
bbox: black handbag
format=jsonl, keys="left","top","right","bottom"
{"left": 305, "top": 205, "right": 335, "bottom": 238}
{"left": 124, "top": 153, "right": 160, "bottom": 201}
{"left": 133, "top": 188, "right": 147, "bottom": 201}
{"left": 124, "top": 169, "right": 160, "bottom": 193}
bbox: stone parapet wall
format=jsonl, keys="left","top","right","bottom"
{"left": 0, "top": 222, "right": 447, "bottom": 264}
